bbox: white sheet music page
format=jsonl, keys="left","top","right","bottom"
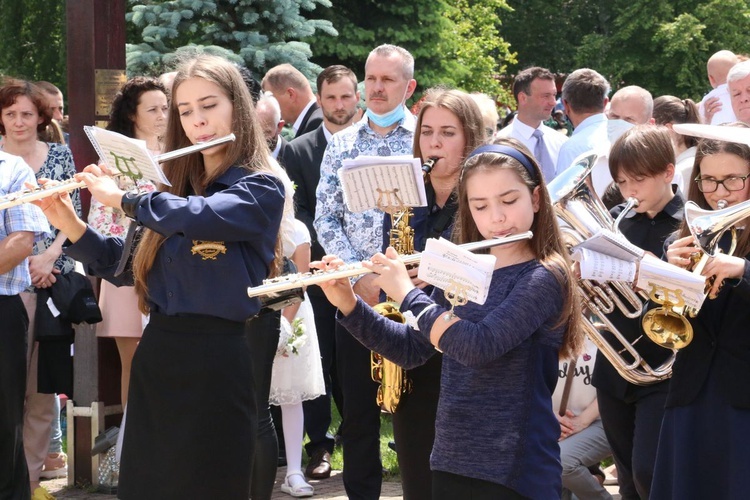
{"left": 84, "top": 126, "right": 171, "bottom": 186}
{"left": 636, "top": 254, "right": 707, "bottom": 310}
{"left": 572, "top": 228, "right": 645, "bottom": 262}
{"left": 417, "top": 237, "right": 496, "bottom": 304}
{"left": 338, "top": 155, "right": 426, "bottom": 213}
{"left": 572, "top": 247, "right": 637, "bottom": 282}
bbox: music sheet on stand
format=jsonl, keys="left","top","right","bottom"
{"left": 338, "top": 155, "right": 426, "bottom": 213}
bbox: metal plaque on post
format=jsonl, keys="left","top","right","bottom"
{"left": 94, "top": 69, "right": 127, "bottom": 117}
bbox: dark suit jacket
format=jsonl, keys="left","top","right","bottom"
{"left": 286, "top": 125, "right": 328, "bottom": 260}
{"left": 295, "top": 103, "right": 324, "bottom": 138}
{"left": 275, "top": 135, "right": 290, "bottom": 169}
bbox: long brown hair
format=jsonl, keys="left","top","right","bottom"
{"left": 677, "top": 124, "right": 750, "bottom": 258}
{"left": 453, "top": 138, "right": 583, "bottom": 359}
{"left": 132, "top": 55, "right": 279, "bottom": 313}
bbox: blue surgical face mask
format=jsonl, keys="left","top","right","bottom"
{"left": 365, "top": 104, "right": 406, "bottom": 128}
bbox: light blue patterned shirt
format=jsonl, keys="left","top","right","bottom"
{"left": 314, "top": 112, "right": 416, "bottom": 268}
{"left": 0, "top": 151, "right": 51, "bottom": 295}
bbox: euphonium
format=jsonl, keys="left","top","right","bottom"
{"left": 548, "top": 153, "right": 676, "bottom": 385}
{"left": 370, "top": 157, "right": 438, "bottom": 413}
{"left": 642, "top": 197, "right": 750, "bottom": 349}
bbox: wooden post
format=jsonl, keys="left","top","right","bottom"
{"left": 65, "top": 0, "right": 127, "bottom": 486}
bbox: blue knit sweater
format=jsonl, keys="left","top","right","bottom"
{"left": 338, "top": 259, "right": 565, "bottom": 499}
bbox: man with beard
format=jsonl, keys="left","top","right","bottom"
{"left": 284, "top": 64, "right": 360, "bottom": 480}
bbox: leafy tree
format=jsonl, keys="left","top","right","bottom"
{"left": 307, "top": 0, "right": 515, "bottom": 101}
{"left": 0, "top": 0, "right": 67, "bottom": 96}
{"left": 502, "top": 0, "right": 750, "bottom": 100}
{"left": 447, "top": 0, "right": 516, "bottom": 101}
{"left": 125, "top": 0, "right": 337, "bottom": 80}
{"left": 501, "top": 0, "right": 599, "bottom": 75}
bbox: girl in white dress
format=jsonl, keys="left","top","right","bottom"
{"left": 271, "top": 218, "right": 325, "bottom": 497}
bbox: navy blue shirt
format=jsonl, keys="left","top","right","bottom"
{"left": 592, "top": 191, "right": 684, "bottom": 399}
{"left": 66, "top": 168, "right": 284, "bottom": 322}
{"left": 339, "top": 260, "right": 566, "bottom": 499}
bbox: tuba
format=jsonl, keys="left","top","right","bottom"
{"left": 370, "top": 158, "right": 438, "bottom": 413}
{"left": 548, "top": 153, "right": 675, "bottom": 385}
{"left": 642, "top": 197, "right": 750, "bottom": 348}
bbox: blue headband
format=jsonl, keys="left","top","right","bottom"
{"left": 465, "top": 144, "right": 538, "bottom": 182}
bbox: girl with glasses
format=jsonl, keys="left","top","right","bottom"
{"left": 653, "top": 124, "right": 750, "bottom": 498}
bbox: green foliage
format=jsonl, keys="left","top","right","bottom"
{"left": 0, "top": 0, "right": 67, "bottom": 96}
{"left": 126, "top": 0, "right": 337, "bottom": 80}
{"left": 503, "top": 0, "right": 750, "bottom": 100}
{"left": 308, "top": 0, "right": 515, "bottom": 102}
{"left": 447, "top": 0, "right": 516, "bottom": 103}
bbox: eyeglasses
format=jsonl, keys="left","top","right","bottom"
{"left": 694, "top": 173, "right": 750, "bottom": 193}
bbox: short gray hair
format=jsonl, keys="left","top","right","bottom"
{"left": 366, "top": 44, "right": 414, "bottom": 80}
{"left": 256, "top": 92, "right": 281, "bottom": 125}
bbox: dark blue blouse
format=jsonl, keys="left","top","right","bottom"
{"left": 338, "top": 260, "right": 566, "bottom": 499}
{"left": 66, "top": 167, "right": 284, "bottom": 322}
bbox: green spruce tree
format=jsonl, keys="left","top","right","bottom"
{"left": 126, "top": 0, "right": 337, "bottom": 80}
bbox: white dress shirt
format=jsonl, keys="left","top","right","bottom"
{"left": 496, "top": 118, "right": 567, "bottom": 180}
{"left": 699, "top": 84, "right": 736, "bottom": 125}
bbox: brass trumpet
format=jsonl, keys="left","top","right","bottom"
{"left": 0, "top": 134, "right": 236, "bottom": 210}
{"left": 642, "top": 197, "right": 750, "bottom": 348}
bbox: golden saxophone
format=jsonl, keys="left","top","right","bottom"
{"left": 371, "top": 157, "right": 437, "bottom": 413}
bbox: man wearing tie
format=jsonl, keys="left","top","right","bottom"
{"left": 496, "top": 66, "right": 567, "bottom": 181}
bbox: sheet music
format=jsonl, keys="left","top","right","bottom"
{"left": 636, "top": 254, "right": 707, "bottom": 310}
{"left": 338, "top": 155, "right": 426, "bottom": 212}
{"left": 572, "top": 228, "right": 645, "bottom": 262}
{"left": 417, "top": 238, "right": 496, "bottom": 304}
{"left": 84, "top": 126, "right": 171, "bottom": 186}
{"left": 573, "top": 247, "right": 637, "bottom": 282}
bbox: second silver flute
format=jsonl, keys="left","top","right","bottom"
{"left": 247, "top": 231, "right": 534, "bottom": 298}
{"left": 0, "top": 134, "right": 236, "bottom": 210}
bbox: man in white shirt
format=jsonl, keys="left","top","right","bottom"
{"left": 496, "top": 66, "right": 567, "bottom": 181}
{"left": 728, "top": 59, "right": 750, "bottom": 125}
{"left": 556, "top": 69, "right": 612, "bottom": 194}
{"left": 262, "top": 64, "right": 324, "bottom": 137}
{"left": 700, "top": 50, "right": 739, "bottom": 125}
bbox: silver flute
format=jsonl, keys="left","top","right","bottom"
{"left": 247, "top": 231, "right": 534, "bottom": 298}
{"left": 0, "top": 134, "right": 236, "bottom": 210}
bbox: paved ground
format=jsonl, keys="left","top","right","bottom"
{"left": 44, "top": 467, "right": 404, "bottom": 499}
{"left": 44, "top": 467, "right": 620, "bottom": 499}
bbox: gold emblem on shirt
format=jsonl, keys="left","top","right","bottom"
{"left": 191, "top": 240, "right": 227, "bottom": 260}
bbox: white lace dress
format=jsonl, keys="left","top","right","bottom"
{"left": 269, "top": 220, "right": 326, "bottom": 405}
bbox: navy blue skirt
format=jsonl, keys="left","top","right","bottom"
{"left": 651, "top": 365, "right": 750, "bottom": 499}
